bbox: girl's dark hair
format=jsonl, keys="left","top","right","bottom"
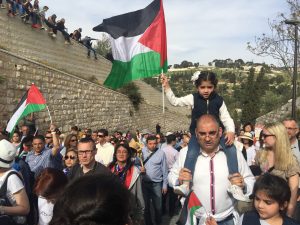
{"left": 49, "top": 174, "right": 130, "bottom": 225}
{"left": 252, "top": 174, "right": 291, "bottom": 214}
{"left": 194, "top": 71, "right": 218, "bottom": 88}
{"left": 34, "top": 168, "right": 68, "bottom": 200}
{"left": 243, "top": 122, "right": 254, "bottom": 132}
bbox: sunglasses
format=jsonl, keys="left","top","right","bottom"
{"left": 261, "top": 133, "right": 275, "bottom": 139}
{"left": 70, "top": 139, "right": 77, "bottom": 142}
{"left": 65, "top": 155, "right": 76, "bottom": 160}
{"left": 45, "top": 136, "right": 52, "bottom": 139}
{"left": 98, "top": 135, "right": 104, "bottom": 137}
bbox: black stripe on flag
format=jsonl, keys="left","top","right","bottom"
{"left": 12, "top": 90, "right": 28, "bottom": 115}
{"left": 93, "top": 0, "right": 160, "bottom": 39}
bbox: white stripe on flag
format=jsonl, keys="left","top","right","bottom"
{"left": 6, "top": 101, "right": 27, "bottom": 133}
{"left": 110, "top": 34, "right": 152, "bottom": 62}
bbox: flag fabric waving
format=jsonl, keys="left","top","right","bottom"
{"left": 6, "top": 84, "right": 46, "bottom": 134}
{"left": 177, "top": 191, "right": 203, "bottom": 225}
{"left": 93, "top": 0, "right": 168, "bottom": 89}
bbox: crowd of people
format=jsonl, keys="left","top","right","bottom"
{"left": 0, "top": 0, "right": 98, "bottom": 58}
{"left": 0, "top": 70, "right": 300, "bottom": 225}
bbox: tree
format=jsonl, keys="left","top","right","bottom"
{"left": 247, "top": 0, "right": 300, "bottom": 76}
{"left": 95, "top": 34, "right": 112, "bottom": 60}
{"left": 240, "top": 68, "right": 266, "bottom": 124}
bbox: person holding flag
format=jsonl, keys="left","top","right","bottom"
{"left": 6, "top": 84, "right": 48, "bottom": 136}
{"left": 168, "top": 115, "right": 255, "bottom": 225}
{"left": 93, "top": 0, "right": 168, "bottom": 90}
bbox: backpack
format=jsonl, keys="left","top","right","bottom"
{"left": 0, "top": 170, "right": 24, "bottom": 225}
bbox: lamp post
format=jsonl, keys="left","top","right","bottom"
{"left": 285, "top": 16, "right": 300, "bottom": 120}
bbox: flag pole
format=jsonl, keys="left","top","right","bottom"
{"left": 46, "top": 105, "right": 53, "bottom": 124}
{"left": 161, "top": 69, "right": 165, "bottom": 130}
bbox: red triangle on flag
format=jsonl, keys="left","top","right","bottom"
{"left": 138, "top": 0, "right": 167, "bottom": 67}
{"left": 26, "top": 84, "right": 46, "bottom": 105}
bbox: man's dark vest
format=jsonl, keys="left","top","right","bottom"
{"left": 190, "top": 92, "right": 224, "bottom": 135}
{"left": 242, "top": 211, "right": 299, "bottom": 225}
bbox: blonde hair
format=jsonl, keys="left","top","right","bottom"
{"left": 264, "top": 122, "right": 294, "bottom": 171}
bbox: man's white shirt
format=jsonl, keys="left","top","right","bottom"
{"left": 168, "top": 146, "right": 255, "bottom": 224}
{"left": 95, "top": 142, "right": 114, "bottom": 166}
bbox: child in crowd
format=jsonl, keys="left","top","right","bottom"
{"left": 239, "top": 132, "right": 256, "bottom": 167}
{"left": 161, "top": 71, "right": 248, "bottom": 202}
{"left": 206, "top": 174, "right": 299, "bottom": 225}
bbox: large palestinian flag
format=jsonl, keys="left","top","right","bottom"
{"left": 93, "top": 0, "right": 168, "bottom": 89}
{"left": 6, "top": 84, "right": 46, "bottom": 134}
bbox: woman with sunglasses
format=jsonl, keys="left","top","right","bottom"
{"left": 109, "top": 142, "right": 144, "bottom": 225}
{"left": 255, "top": 122, "right": 300, "bottom": 218}
{"left": 63, "top": 148, "right": 78, "bottom": 175}
{"left": 60, "top": 134, "right": 78, "bottom": 157}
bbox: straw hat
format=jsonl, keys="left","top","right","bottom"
{"left": 239, "top": 132, "right": 253, "bottom": 141}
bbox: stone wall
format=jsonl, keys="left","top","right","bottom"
{"left": 0, "top": 50, "right": 190, "bottom": 133}
{"left": 0, "top": 9, "right": 111, "bottom": 82}
{"left": 256, "top": 98, "right": 300, "bottom": 124}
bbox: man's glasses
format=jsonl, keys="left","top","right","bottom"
{"left": 65, "top": 155, "right": 76, "bottom": 160}
{"left": 78, "top": 150, "right": 94, "bottom": 155}
{"left": 45, "top": 136, "right": 52, "bottom": 139}
{"left": 198, "top": 131, "right": 218, "bottom": 138}
{"left": 98, "top": 134, "right": 104, "bottom": 138}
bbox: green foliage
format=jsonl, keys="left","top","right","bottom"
{"left": 95, "top": 34, "right": 112, "bottom": 60}
{"left": 119, "top": 83, "right": 143, "bottom": 110}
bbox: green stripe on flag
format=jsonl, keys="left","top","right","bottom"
{"left": 190, "top": 206, "right": 201, "bottom": 225}
{"left": 22, "top": 104, "right": 46, "bottom": 116}
{"left": 104, "top": 51, "right": 168, "bottom": 89}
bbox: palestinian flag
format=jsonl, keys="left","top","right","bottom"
{"left": 177, "top": 191, "right": 203, "bottom": 225}
{"left": 93, "top": 0, "right": 168, "bottom": 89}
{"left": 6, "top": 84, "right": 46, "bottom": 134}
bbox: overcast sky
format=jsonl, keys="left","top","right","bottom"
{"left": 42, "top": 0, "right": 289, "bottom": 65}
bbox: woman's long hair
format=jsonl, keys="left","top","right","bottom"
{"left": 264, "top": 122, "right": 294, "bottom": 171}
{"left": 109, "top": 142, "right": 134, "bottom": 184}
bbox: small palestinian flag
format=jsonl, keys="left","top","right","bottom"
{"left": 177, "top": 191, "right": 203, "bottom": 225}
{"left": 6, "top": 84, "right": 46, "bottom": 134}
{"left": 93, "top": 0, "right": 168, "bottom": 89}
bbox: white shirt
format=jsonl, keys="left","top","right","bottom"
{"left": 95, "top": 142, "right": 114, "bottom": 166}
{"left": 168, "top": 146, "right": 255, "bottom": 224}
{"left": 38, "top": 196, "right": 54, "bottom": 225}
{"left": 244, "top": 145, "right": 256, "bottom": 166}
{"left": 165, "top": 89, "right": 235, "bottom": 133}
{"left": 0, "top": 170, "right": 26, "bottom": 224}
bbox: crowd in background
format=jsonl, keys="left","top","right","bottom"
{"left": 0, "top": 0, "right": 98, "bottom": 58}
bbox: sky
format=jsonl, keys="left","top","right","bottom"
{"left": 42, "top": 0, "right": 289, "bottom": 66}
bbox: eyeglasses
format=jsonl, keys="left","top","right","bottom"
{"left": 70, "top": 139, "right": 77, "bottom": 142}
{"left": 98, "top": 134, "right": 104, "bottom": 138}
{"left": 285, "top": 127, "right": 298, "bottom": 131}
{"left": 198, "top": 131, "right": 218, "bottom": 138}
{"left": 65, "top": 155, "right": 76, "bottom": 160}
{"left": 78, "top": 150, "right": 94, "bottom": 155}
{"left": 261, "top": 133, "right": 275, "bottom": 139}
{"left": 45, "top": 136, "right": 52, "bottom": 139}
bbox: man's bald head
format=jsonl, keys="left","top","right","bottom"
{"left": 196, "top": 114, "right": 220, "bottom": 130}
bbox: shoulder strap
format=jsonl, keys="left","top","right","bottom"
{"left": 143, "top": 148, "right": 158, "bottom": 165}
{"left": 0, "top": 171, "right": 23, "bottom": 197}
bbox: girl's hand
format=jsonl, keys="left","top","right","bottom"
{"left": 205, "top": 216, "right": 217, "bottom": 225}
{"left": 160, "top": 74, "right": 170, "bottom": 90}
{"left": 225, "top": 131, "right": 235, "bottom": 146}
